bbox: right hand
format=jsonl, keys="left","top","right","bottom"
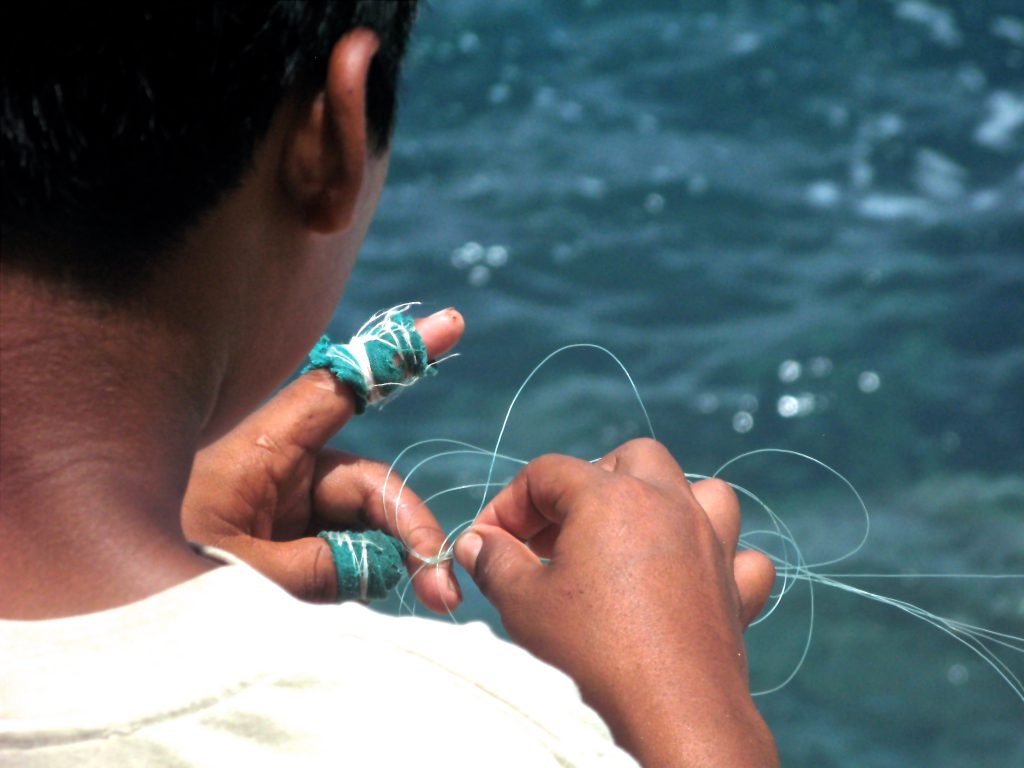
{"left": 454, "top": 438, "right": 779, "bottom": 768}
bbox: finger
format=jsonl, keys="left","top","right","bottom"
{"left": 219, "top": 534, "right": 341, "bottom": 603}
{"left": 413, "top": 307, "right": 465, "bottom": 363}
{"left": 526, "top": 523, "right": 561, "bottom": 559}
{"left": 474, "top": 454, "right": 601, "bottom": 539}
{"left": 311, "top": 449, "right": 460, "bottom": 613}
{"left": 595, "top": 438, "right": 691, "bottom": 496}
{"left": 243, "top": 308, "right": 465, "bottom": 453}
{"left": 734, "top": 549, "right": 776, "bottom": 628}
{"left": 454, "top": 524, "right": 543, "bottom": 617}
{"left": 691, "top": 478, "right": 741, "bottom": 560}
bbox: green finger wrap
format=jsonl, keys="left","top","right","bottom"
{"left": 303, "top": 311, "right": 433, "bottom": 414}
{"left": 318, "top": 530, "right": 406, "bottom": 602}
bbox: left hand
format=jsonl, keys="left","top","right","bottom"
{"left": 181, "top": 309, "right": 465, "bottom": 613}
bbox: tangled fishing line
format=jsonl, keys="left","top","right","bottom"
{"left": 310, "top": 305, "right": 1024, "bottom": 703}
{"left": 389, "top": 352, "right": 1023, "bottom": 702}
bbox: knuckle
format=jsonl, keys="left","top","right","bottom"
{"left": 621, "top": 437, "right": 671, "bottom": 462}
{"left": 614, "top": 438, "right": 685, "bottom": 476}
{"left": 623, "top": 436, "right": 664, "bottom": 453}
{"left": 696, "top": 477, "right": 740, "bottom": 510}
{"left": 526, "top": 453, "right": 589, "bottom": 492}
{"left": 529, "top": 452, "right": 571, "bottom": 473}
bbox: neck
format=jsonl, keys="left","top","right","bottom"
{"left": 0, "top": 268, "right": 222, "bottom": 619}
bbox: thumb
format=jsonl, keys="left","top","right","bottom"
{"left": 455, "top": 525, "right": 543, "bottom": 614}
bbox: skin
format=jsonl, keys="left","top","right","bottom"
{"left": 0, "top": 28, "right": 778, "bottom": 767}
{"left": 455, "top": 443, "right": 778, "bottom": 767}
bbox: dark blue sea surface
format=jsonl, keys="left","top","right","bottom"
{"left": 326, "top": 1, "right": 1024, "bottom": 764}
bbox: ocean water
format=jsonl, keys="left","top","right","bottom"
{"left": 325, "top": 1, "right": 1024, "bottom": 764}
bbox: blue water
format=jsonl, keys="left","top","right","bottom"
{"left": 326, "top": 1, "right": 1024, "bottom": 764}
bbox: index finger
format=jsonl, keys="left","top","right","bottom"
{"left": 311, "top": 450, "right": 460, "bottom": 613}
{"left": 246, "top": 308, "right": 464, "bottom": 453}
{"left": 473, "top": 453, "right": 603, "bottom": 540}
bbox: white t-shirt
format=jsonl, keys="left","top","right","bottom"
{"left": 0, "top": 552, "right": 637, "bottom": 767}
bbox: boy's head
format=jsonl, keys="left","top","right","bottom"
{"left": 2, "top": 2, "right": 420, "bottom": 434}
{"left": 2, "top": 1, "right": 417, "bottom": 295}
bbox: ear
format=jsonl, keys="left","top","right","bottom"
{"left": 281, "top": 29, "right": 380, "bottom": 233}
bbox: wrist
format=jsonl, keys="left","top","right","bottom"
{"left": 627, "top": 696, "right": 777, "bottom": 768}
{"left": 585, "top": 669, "right": 777, "bottom": 768}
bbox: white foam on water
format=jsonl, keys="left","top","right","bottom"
{"left": 894, "top": 1, "right": 963, "bottom": 48}
{"left": 975, "top": 91, "right": 1024, "bottom": 151}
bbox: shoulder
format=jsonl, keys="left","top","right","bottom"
{"left": 1, "top": 557, "right": 636, "bottom": 766}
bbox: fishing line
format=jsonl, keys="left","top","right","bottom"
{"left": 306, "top": 308, "right": 1022, "bottom": 701}
{"left": 378, "top": 340, "right": 1024, "bottom": 702}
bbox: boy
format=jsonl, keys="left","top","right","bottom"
{"left": 1, "top": 3, "right": 779, "bottom": 765}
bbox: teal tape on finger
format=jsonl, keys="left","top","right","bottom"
{"left": 303, "top": 304, "right": 434, "bottom": 414}
{"left": 318, "top": 529, "right": 406, "bottom": 602}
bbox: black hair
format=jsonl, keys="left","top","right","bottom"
{"left": 1, "top": 1, "right": 418, "bottom": 292}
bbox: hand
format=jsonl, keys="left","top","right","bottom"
{"left": 454, "top": 438, "right": 779, "bottom": 767}
{"left": 182, "top": 308, "right": 465, "bottom": 613}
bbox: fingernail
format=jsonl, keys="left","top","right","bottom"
{"left": 454, "top": 531, "right": 482, "bottom": 570}
{"left": 428, "top": 306, "right": 456, "bottom": 319}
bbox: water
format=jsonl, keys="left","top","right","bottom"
{"left": 324, "top": 1, "right": 1024, "bottom": 764}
